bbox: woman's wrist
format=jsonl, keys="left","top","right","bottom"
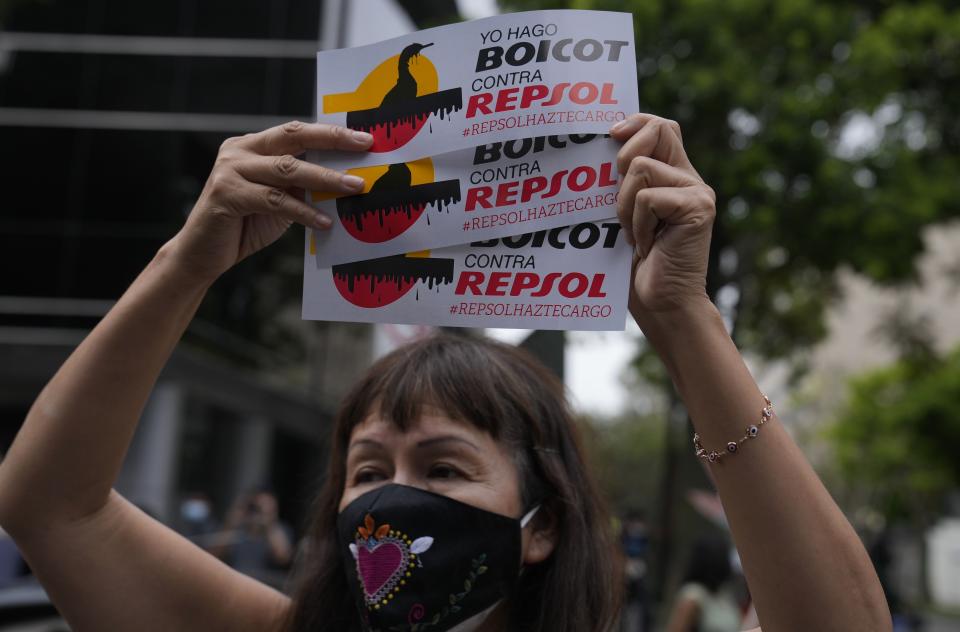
{"left": 631, "top": 295, "right": 729, "bottom": 386}
{"left": 154, "top": 233, "right": 225, "bottom": 292}
{"left": 632, "top": 294, "right": 723, "bottom": 348}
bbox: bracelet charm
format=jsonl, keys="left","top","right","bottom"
{"left": 694, "top": 395, "right": 773, "bottom": 464}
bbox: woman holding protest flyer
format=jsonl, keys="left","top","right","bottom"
{"left": 0, "top": 115, "right": 890, "bottom": 632}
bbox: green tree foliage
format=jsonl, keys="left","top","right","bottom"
{"left": 504, "top": 0, "right": 960, "bottom": 362}
{"left": 502, "top": 0, "right": 960, "bottom": 594}
{"left": 579, "top": 412, "right": 666, "bottom": 514}
{"left": 828, "top": 345, "right": 960, "bottom": 523}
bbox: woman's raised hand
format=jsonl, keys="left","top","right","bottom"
{"left": 610, "top": 114, "right": 716, "bottom": 315}
{"left": 169, "top": 121, "right": 373, "bottom": 282}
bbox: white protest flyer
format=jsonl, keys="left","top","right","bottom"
{"left": 310, "top": 134, "right": 620, "bottom": 266}
{"left": 314, "top": 10, "right": 638, "bottom": 166}
{"left": 302, "top": 220, "right": 631, "bottom": 331}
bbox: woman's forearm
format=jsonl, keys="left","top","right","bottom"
{"left": 635, "top": 299, "right": 890, "bottom": 632}
{"left": 0, "top": 239, "right": 211, "bottom": 534}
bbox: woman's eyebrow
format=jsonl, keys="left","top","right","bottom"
{"left": 415, "top": 435, "right": 482, "bottom": 452}
{"left": 347, "top": 438, "right": 384, "bottom": 452}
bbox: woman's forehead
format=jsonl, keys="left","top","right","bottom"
{"left": 348, "top": 408, "right": 493, "bottom": 447}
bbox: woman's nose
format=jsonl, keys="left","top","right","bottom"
{"left": 390, "top": 467, "right": 421, "bottom": 489}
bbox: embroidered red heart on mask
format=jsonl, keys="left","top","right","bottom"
{"left": 357, "top": 540, "right": 406, "bottom": 600}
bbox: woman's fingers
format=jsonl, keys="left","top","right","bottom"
{"left": 608, "top": 114, "right": 717, "bottom": 310}
{"left": 209, "top": 122, "right": 369, "bottom": 228}
{"left": 239, "top": 120, "right": 374, "bottom": 156}
{"left": 631, "top": 185, "right": 716, "bottom": 259}
{"left": 205, "top": 125, "right": 369, "bottom": 231}
{"left": 616, "top": 156, "right": 701, "bottom": 245}
{"left": 236, "top": 154, "right": 365, "bottom": 196}
{"left": 612, "top": 114, "right": 699, "bottom": 178}
{"left": 631, "top": 187, "right": 681, "bottom": 259}
{"left": 236, "top": 182, "right": 332, "bottom": 230}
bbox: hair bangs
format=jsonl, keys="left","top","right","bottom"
{"left": 343, "top": 336, "right": 508, "bottom": 441}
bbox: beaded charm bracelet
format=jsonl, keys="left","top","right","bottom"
{"left": 693, "top": 395, "right": 773, "bottom": 464}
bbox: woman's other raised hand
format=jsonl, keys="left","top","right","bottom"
{"left": 610, "top": 114, "right": 716, "bottom": 316}
{"left": 169, "top": 121, "right": 372, "bottom": 283}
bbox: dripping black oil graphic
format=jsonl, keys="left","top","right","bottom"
{"left": 336, "top": 162, "right": 461, "bottom": 242}
{"left": 346, "top": 43, "right": 463, "bottom": 142}
{"left": 332, "top": 254, "right": 455, "bottom": 308}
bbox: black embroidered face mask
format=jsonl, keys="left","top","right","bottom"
{"left": 337, "top": 483, "right": 539, "bottom": 632}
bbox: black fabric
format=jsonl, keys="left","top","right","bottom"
{"left": 337, "top": 484, "right": 523, "bottom": 632}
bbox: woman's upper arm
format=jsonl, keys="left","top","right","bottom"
{"left": 15, "top": 490, "right": 290, "bottom": 632}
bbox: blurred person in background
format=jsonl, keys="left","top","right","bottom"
{"left": 620, "top": 511, "right": 650, "bottom": 632}
{"left": 869, "top": 527, "right": 923, "bottom": 632}
{"left": 211, "top": 489, "right": 294, "bottom": 588}
{"left": 176, "top": 492, "right": 219, "bottom": 543}
{"left": 0, "top": 525, "right": 24, "bottom": 589}
{"left": 0, "top": 452, "right": 25, "bottom": 589}
{"left": 666, "top": 536, "right": 741, "bottom": 632}
{"left": 0, "top": 116, "right": 892, "bottom": 632}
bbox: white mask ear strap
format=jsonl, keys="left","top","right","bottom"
{"left": 520, "top": 505, "right": 541, "bottom": 529}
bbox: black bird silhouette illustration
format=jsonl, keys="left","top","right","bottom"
{"left": 346, "top": 42, "right": 463, "bottom": 149}
{"left": 372, "top": 162, "right": 413, "bottom": 190}
{"left": 335, "top": 162, "right": 461, "bottom": 243}
{"left": 381, "top": 43, "right": 433, "bottom": 106}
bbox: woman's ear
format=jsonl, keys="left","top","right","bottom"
{"left": 522, "top": 506, "right": 558, "bottom": 565}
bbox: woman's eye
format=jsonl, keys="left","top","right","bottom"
{"left": 428, "top": 464, "right": 461, "bottom": 480}
{"left": 354, "top": 469, "right": 386, "bottom": 484}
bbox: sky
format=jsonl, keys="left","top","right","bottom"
{"left": 486, "top": 324, "right": 644, "bottom": 416}
{"left": 457, "top": 0, "right": 501, "bottom": 19}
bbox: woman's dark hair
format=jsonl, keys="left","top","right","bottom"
{"left": 283, "top": 334, "right": 622, "bottom": 632}
{"left": 682, "top": 536, "right": 733, "bottom": 593}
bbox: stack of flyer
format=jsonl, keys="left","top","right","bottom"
{"left": 304, "top": 10, "right": 638, "bottom": 331}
